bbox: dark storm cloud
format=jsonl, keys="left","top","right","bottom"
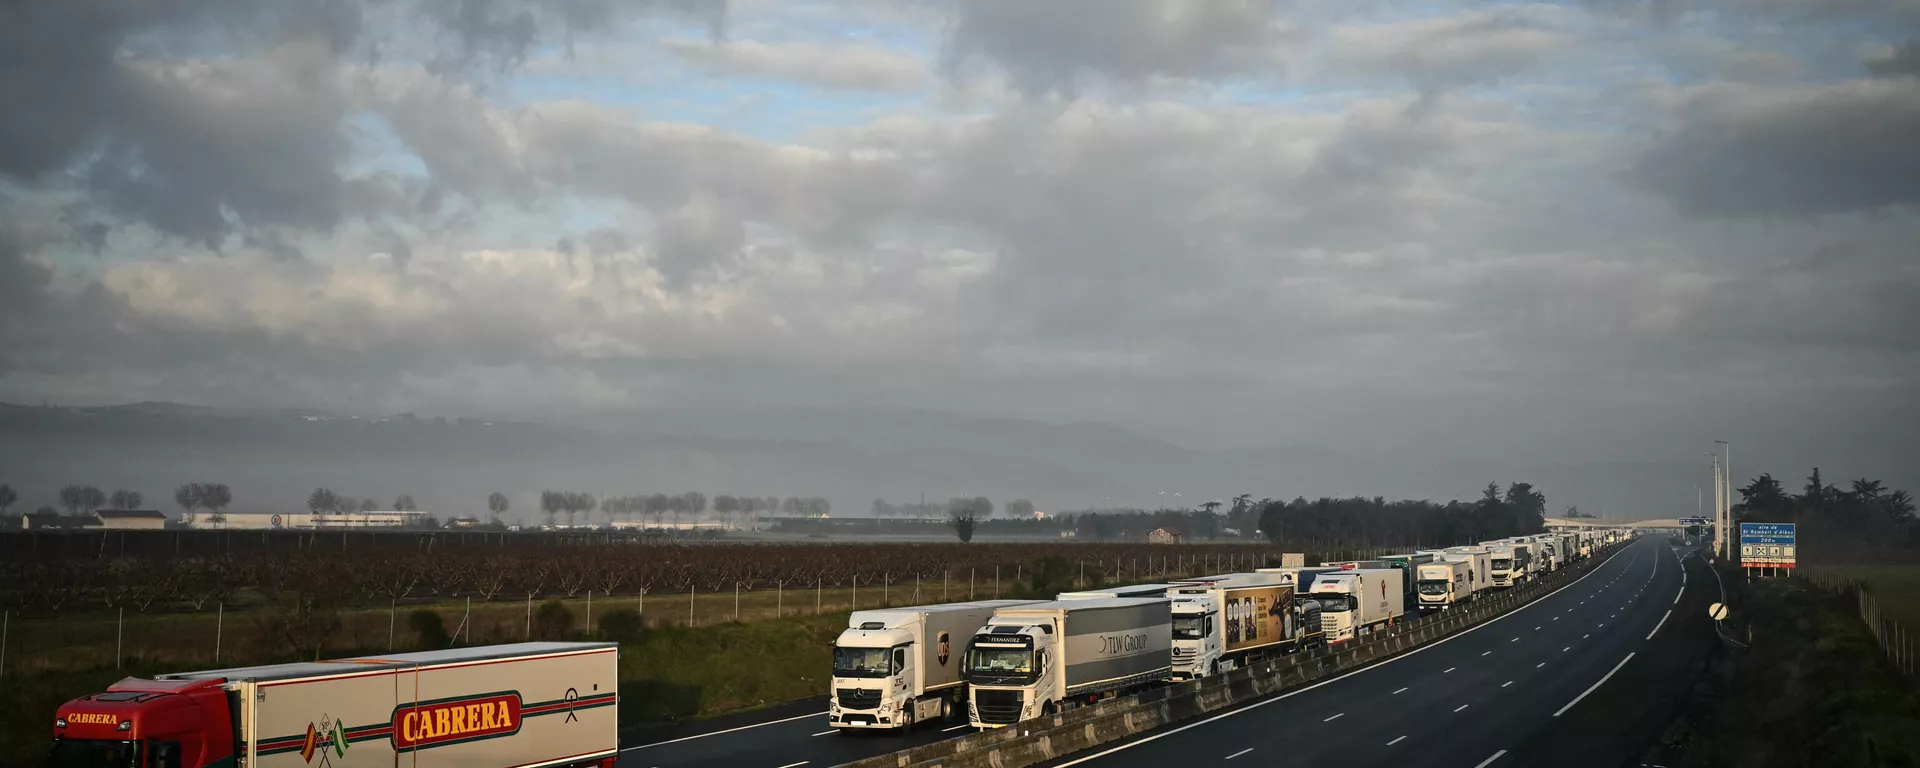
{"left": 1631, "top": 79, "right": 1920, "bottom": 217}
{"left": 1868, "top": 40, "right": 1920, "bottom": 77}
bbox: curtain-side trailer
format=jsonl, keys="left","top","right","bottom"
{"left": 962, "top": 598, "right": 1172, "bottom": 728}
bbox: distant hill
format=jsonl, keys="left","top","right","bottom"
{"left": 0, "top": 401, "right": 1715, "bottom": 525}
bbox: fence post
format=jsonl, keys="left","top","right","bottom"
{"left": 526, "top": 594, "right": 532, "bottom": 639}
{"left": 463, "top": 597, "right": 471, "bottom": 645}
{"left": 733, "top": 583, "right": 739, "bottom": 621}
{"left": 216, "top": 602, "right": 225, "bottom": 662}
{"left": 852, "top": 576, "right": 858, "bottom": 611}
{"left": 388, "top": 599, "right": 395, "bottom": 651}
{"left": 586, "top": 591, "right": 593, "bottom": 636}
{"left": 885, "top": 573, "right": 890, "bottom": 607}
{"left": 116, "top": 607, "right": 124, "bottom": 669}
{"left": 915, "top": 575, "right": 920, "bottom": 604}
{"left": 777, "top": 582, "right": 783, "bottom": 617}
{"left": 1, "top": 609, "right": 8, "bottom": 679}
{"left": 817, "top": 577, "right": 822, "bottom": 613}
{"left": 995, "top": 566, "right": 1000, "bottom": 598}
{"left": 689, "top": 584, "right": 695, "bottom": 627}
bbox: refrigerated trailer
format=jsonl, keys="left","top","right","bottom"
{"left": 1305, "top": 569, "right": 1406, "bottom": 643}
{"left": 830, "top": 600, "right": 1040, "bottom": 731}
{"left": 1057, "top": 584, "right": 1182, "bottom": 600}
{"left": 49, "top": 642, "right": 618, "bottom": 768}
{"left": 963, "top": 598, "right": 1172, "bottom": 728}
{"left": 1442, "top": 548, "right": 1495, "bottom": 596}
{"left": 1165, "top": 574, "right": 1322, "bottom": 680}
{"left": 1488, "top": 543, "right": 1534, "bottom": 587}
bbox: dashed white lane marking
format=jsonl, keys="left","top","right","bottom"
{"left": 1388, "top": 736, "right": 1408, "bottom": 746}
{"left": 942, "top": 724, "right": 971, "bottom": 732}
{"left": 810, "top": 730, "right": 836, "bottom": 736}
{"left": 1393, "top": 687, "right": 1409, "bottom": 694}
{"left": 1454, "top": 704, "right": 1471, "bottom": 713}
{"left": 1473, "top": 749, "right": 1508, "bottom": 767}
{"left": 1226, "top": 748, "right": 1254, "bottom": 760}
{"left": 1502, "top": 680, "right": 1514, "bottom": 688}
{"left": 1323, "top": 713, "right": 1345, "bottom": 722}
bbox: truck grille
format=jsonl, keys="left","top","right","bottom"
{"left": 974, "top": 689, "right": 1024, "bottom": 724}
{"left": 1320, "top": 615, "right": 1338, "bottom": 633}
{"left": 1172, "top": 648, "right": 1197, "bottom": 661}
{"left": 836, "top": 688, "right": 882, "bottom": 710}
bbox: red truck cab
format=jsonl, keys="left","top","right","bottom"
{"left": 50, "top": 678, "right": 235, "bottom": 768}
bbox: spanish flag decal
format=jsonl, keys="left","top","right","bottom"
{"left": 299, "top": 723, "right": 317, "bottom": 762}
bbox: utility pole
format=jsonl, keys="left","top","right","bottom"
{"left": 1716, "top": 440, "right": 1732, "bottom": 561}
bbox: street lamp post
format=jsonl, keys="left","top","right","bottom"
{"left": 1715, "top": 440, "right": 1732, "bottom": 560}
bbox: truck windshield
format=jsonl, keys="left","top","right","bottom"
{"left": 965, "top": 646, "right": 1034, "bottom": 677}
{"left": 833, "top": 647, "right": 892, "bottom": 678}
{"left": 47, "top": 739, "right": 139, "bottom": 768}
{"left": 1315, "top": 595, "right": 1354, "bottom": 612}
{"left": 1171, "top": 615, "right": 1206, "bottom": 640}
{"left": 1417, "top": 580, "right": 1450, "bottom": 595}
{"left": 1491, "top": 558, "right": 1512, "bottom": 570}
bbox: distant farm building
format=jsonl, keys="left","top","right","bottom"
{"left": 93, "top": 509, "right": 168, "bottom": 530}
{"left": 190, "top": 510, "right": 429, "bottom": 530}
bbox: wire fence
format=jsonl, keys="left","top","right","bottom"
{"left": 1802, "top": 566, "right": 1917, "bottom": 683}
{"left": 0, "top": 552, "right": 1321, "bottom": 678}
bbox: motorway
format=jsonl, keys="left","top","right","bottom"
{"left": 617, "top": 535, "right": 1714, "bottom": 768}
{"left": 616, "top": 695, "right": 965, "bottom": 768}
{"left": 1042, "top": 535, "right": 1715, "bottom": 768}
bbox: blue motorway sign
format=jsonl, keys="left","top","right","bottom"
{"left": 1740, "top": 522, "right": 1797, "bottom": 566}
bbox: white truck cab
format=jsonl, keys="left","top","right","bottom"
{"left": 830, "top": 600, "right": 1037, "bottom": 732}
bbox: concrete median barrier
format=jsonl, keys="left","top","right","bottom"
{"left": 840, "top": 543, "right": 1628, "bottom": 768}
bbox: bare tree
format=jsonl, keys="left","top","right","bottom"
{"left": 394, "top": 494, "right": 417, "bottom": 512}
{"left": 180, "top": 484, "right": 208, "bottom": 523}
{"left": 540, "top": 490, "right": 561, "bottom": 528}
{"left": 0, "top": 483, "right": 18, "bottom": 516}
{"left": 59, "top": 485, "right": 87, "bottom": 516}
{"left": 307, "top": 488, "right": 338, "bottom": 515}
{"left": 487, "top": 492, "right": 510, "bottom": 523}
{"left": 109, "top": 489, "right": 144, "bottom": 509}
{"left": 202, "top": 484, "right": 232, "bottom": 522}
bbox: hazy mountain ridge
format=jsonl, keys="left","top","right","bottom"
{"left": 0, "top": 401, "right": 1705, "bottom": 524}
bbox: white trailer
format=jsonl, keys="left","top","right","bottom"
{"left": 830, "top": 600, "right": 1040, "bottom": 731}
{"left": 1442, "top": 548, "right": 1495, "bottom": 596}
{"left": 1057, "top": 584, "right": 1181, "bottom": 600}
{"left": 964, "top": 598, "right": 1172, "bottom": 728}
{"left": 1164, "top": 573, "right": 1322, "bottom": 680}
{"left": 1304, "top": 569, "right": 1405, "bottom": 643}
{"left": 1415, "top": 559, "right": 1474, "bottom": 610}
{"left": 54, "top": 642, "right": 620, "bottom": 768}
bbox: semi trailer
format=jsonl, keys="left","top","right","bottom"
{"left": 963, "top": 598, "right": 1172, "bottom": 728}
{"left": 1304, "top": 568, "right": 1406, "bottom": 643}
{"left": 1057, "top": 584, "right": 1181, "bottom": 600}
{"left": 1489, "top": 543, "right": 1534, "bottom": 587}
{"left": 49, "top": 642, "right": 619, "bottom": 768}
{"left": 830, "top": 600, "right": 1041, "bottom": 732}
{"left": 1442, "top": 548, "right": 1495, "bottom": 596}
{"left": 1164, "top": 573, "right": 1323, "bottom": 680}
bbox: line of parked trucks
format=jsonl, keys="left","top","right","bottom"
{"left": 45, "top": 530, "right": 1626, "bottom": 766}
{"left": 829, "top": 527, "right": 1629, "bottom": 731}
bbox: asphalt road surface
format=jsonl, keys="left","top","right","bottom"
{"left": 616, "top": 697, "right": 971, "bottom": 768}
{"left": 1039, "top": 535, "right": 1713, "bottom": 768}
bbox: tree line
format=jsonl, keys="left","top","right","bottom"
{"left": 1736, "top": 468, "right": 1917, "bottom": 558}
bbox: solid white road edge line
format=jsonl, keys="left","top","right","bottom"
{"left": 942, "top": 724, "right": 971, "bottom": 732}
{"left": 623, "top": 711, "right": 828, "bottom": 751}
{"left": 1225, "top": 748, "right": 1254, "bottom": 760}
{"left": 1646, "top": 609, "right": 1672, "bottom": 640}
{"left": 810, "top": 730, "right": 836, "bottom": 737}
{"left": 1474, "top": 749, "right": 1509, "bottom": 768}
{"left": 776, "top": 761, "right": 811, "bottom": 768}
{"left": 1553, "top": 652, "right": 1637, "bottom": 717}
{"left": 1049, "top": 540, "right": 1639, "bottom": 767}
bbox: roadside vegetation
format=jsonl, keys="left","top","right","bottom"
{"left": 1677, "top": 576, "right": 1920, "bottom": 767}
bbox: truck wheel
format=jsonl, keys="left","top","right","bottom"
{"left": 940, "top": 696, "right": 954, "bottom": 721}
{"left": 901, "top": 706, "right": 915, "bottom": 731}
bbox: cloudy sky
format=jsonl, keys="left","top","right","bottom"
{"left": 2, "top": 0, "right": 1916, "bottom": 485}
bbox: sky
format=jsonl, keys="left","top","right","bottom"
{"left": 2, "top": 0, "right": 1917, "bottom": 489}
